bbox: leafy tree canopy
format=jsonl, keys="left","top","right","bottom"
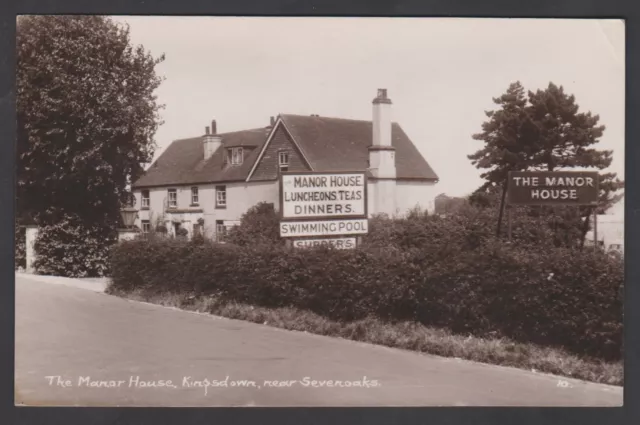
{"left": 469, "top": 81, "right": 623, "bottom": 212}
{"left": 17, "top": 15, "right": 165, "bottom": 226}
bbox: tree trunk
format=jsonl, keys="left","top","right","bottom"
{"left": 496, "top": 179, "right": 509, "bottom": 238}
{"left": 579, "top": 206, "right": 594, "bottom": 250}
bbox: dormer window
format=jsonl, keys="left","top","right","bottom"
{"left": 279, "top": 150, "right": 289, "bottom": 172}
{"left": 227, "top": 147, "right": 243, "bottom": 165}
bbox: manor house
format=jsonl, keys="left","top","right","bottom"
{"left": 131, "top": 89, "right": 439, "bottom": 240}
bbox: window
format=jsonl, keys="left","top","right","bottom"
{"left": 191, "top": 187, "right": 199, "bottom": 205}
{"left": 167, "top": 189, "right": 177, "bottom": 208}
{"left": 216, "top": 220, "right": 227, "bottom": 242}
{"left": 141, "top": 220, "right": 151, "bottom": 234}
{"left": 231, "top": 147, "right": 243, "bottom": 165}
{"left": 225, "top": 147, "right": 243, "bottom": 165}
{"left": 192, "top": 223, "right": 201, "bottom": 237}
{"left": 216, "top": 185, "right": 226, "bottom": 208}
{"left": 141, "top": 190, "right": 150, "bottom": 208}
{"left": 279, "top": 151, "right": 289, "bottom": 171}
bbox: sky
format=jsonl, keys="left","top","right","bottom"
{"left": 111, "top": 17, "right": 625, "bottom": 197}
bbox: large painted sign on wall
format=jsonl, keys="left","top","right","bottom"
{"left": 280, "top": 172, "right": 367, "bottom": 219}
{"left": 279, "top": 172, "right": 368, "bottom": 246}
{"left": 507, "top": 171, "right": 599, "bottom": 206}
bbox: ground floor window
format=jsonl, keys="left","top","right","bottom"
{"left": 216, "top": 220, "right": 227, "bottom": 242}
{"left": 192, "top": 222, "right": 203, "bottom": 237}
{"left": 141, "top": 220, "right": 151, "bottom": 234}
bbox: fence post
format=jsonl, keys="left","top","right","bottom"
{"left": 25, "top": 225, "right": 39, "bottom": 273}
{"left": 593, "top": 208, "right": 598, "bottom": 251}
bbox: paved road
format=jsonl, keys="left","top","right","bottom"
{"left": 15, "top": 275, "right": 623, "bottom": 407}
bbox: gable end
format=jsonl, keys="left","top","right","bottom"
{"left": 247, "top": 120, "right": 312, "bottom": 181}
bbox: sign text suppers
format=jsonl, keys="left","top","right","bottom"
{"left": 292, "top": 237, "right": 357, "bottom": 250}
{"left": 281, "top": 173, "right": 366, "bottom": 219}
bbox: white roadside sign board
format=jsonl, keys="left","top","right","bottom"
{"left": 280, "top": 219, "right": 368, "bottom": 238}
{"left": 281, "top": 172, "right": 366, "bottom": 219}
{"left": 292, "top": 238, "right": 357, "bottom": 249}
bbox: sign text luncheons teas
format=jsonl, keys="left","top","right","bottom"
{"left": 507, "top": 171, "right": 599, "bottom": 206}
{"left": 281, "top": 173, "right": 366, "bottom": 219}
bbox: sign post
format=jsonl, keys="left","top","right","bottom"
{"left": 507, "top": 206, "right": 512, "bottom": 242}
{"left": 506, "top": 171, "right": 599, "bottom": 248}
{"left": 593, "top": 207, "right": 598, "bottom": 251}
{"left": 279, "top": 171, "right": 368, "bottom": 248}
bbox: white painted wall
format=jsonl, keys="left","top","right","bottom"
{"left": 368, "top": 179, "right": 397, "bottom": 217}
{"left": 134, "top": 178, "right": 435, "bottom": 238}
{"left": 584, "top": 195, "right": 625, "bottom": 253}
{"left": 395, "top": 180, "right": 438, "bottom": 216}
{"left": 134, "top": 180, "right": 279, "bottom": 239}
{"left": 367, "top": 179, "right": 437, "bottom": 217}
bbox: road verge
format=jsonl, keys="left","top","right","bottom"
{"left": 106, "top": 286, "right": 622, "bottom": 386}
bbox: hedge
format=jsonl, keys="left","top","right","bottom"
{"left": 110, "top": 231, "right": 623, "bottom": 360}
{"left": 34, "top": 214, "right": 117, "bottom": 277}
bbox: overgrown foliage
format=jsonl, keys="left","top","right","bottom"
{"left": 17, "top": 16, "right": 165, "bottom": 225}
{"left": 110, "top": 212, "right": 623, "bottom": 360}
{"left": 469, "top": 82, "right": 624, "bottom": 242}
{"left": 34, "top": 214, "right": 116, "bottom": 277}
{"left": 225, "top": 202, "right": 281, "bottom": 247}
{"left": 17, "top": 16, "right": 164, "bottom": 274}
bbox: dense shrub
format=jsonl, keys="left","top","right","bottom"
{"left": 34, "top": 214, "right": 117, "bottom": 277}
{"left": 15, "top": 223, "right": 26, "bottom": 270}
{"left": 110, "top": 229, "right": 623, "bottom": 360}
{"left": 225, "top": 202, "right": 281, "bottom": 247}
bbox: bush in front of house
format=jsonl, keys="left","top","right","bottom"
{"left": 110, "top": 228, "right": 623, "bottom": 360}
{"left": 33, "top": 214, "right": 117, "bottom": 277}
{"left": 225, "top": 202, "right": 281, "bottom": 247}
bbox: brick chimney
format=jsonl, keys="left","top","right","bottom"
{"left": 368, "top": 88, "right": 397, "bottom": 216}
{"left": 203, "top": 119, "right": 222, "bottom": 161}
{"left": 265, "top": 116, "right": 275, "bottom": 133}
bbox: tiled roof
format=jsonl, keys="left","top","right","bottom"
{"left": 279, "top": 114, "right": 438, "bottom": 180}
{"left": 133, "top": 114, "right": 438, "bottom": 188}
{"left": 133, "top": 128, "right": 268, "bottom": 188}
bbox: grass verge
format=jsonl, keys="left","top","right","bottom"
{"left": 107, "top": 286, "right": 623, "bottom": 386}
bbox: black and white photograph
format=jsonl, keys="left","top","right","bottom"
{"left": 14, "top": 16, "right": 625, "bottom": 407}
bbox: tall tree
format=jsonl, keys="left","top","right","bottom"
{"left": 469, "top": 82, "right": 623, "bottom": 244}
{"left": 16, "top": 15, "right": 165, "bottom": 227}
{"left": 468, "top": 81, "right": 535, "bottom": 236}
